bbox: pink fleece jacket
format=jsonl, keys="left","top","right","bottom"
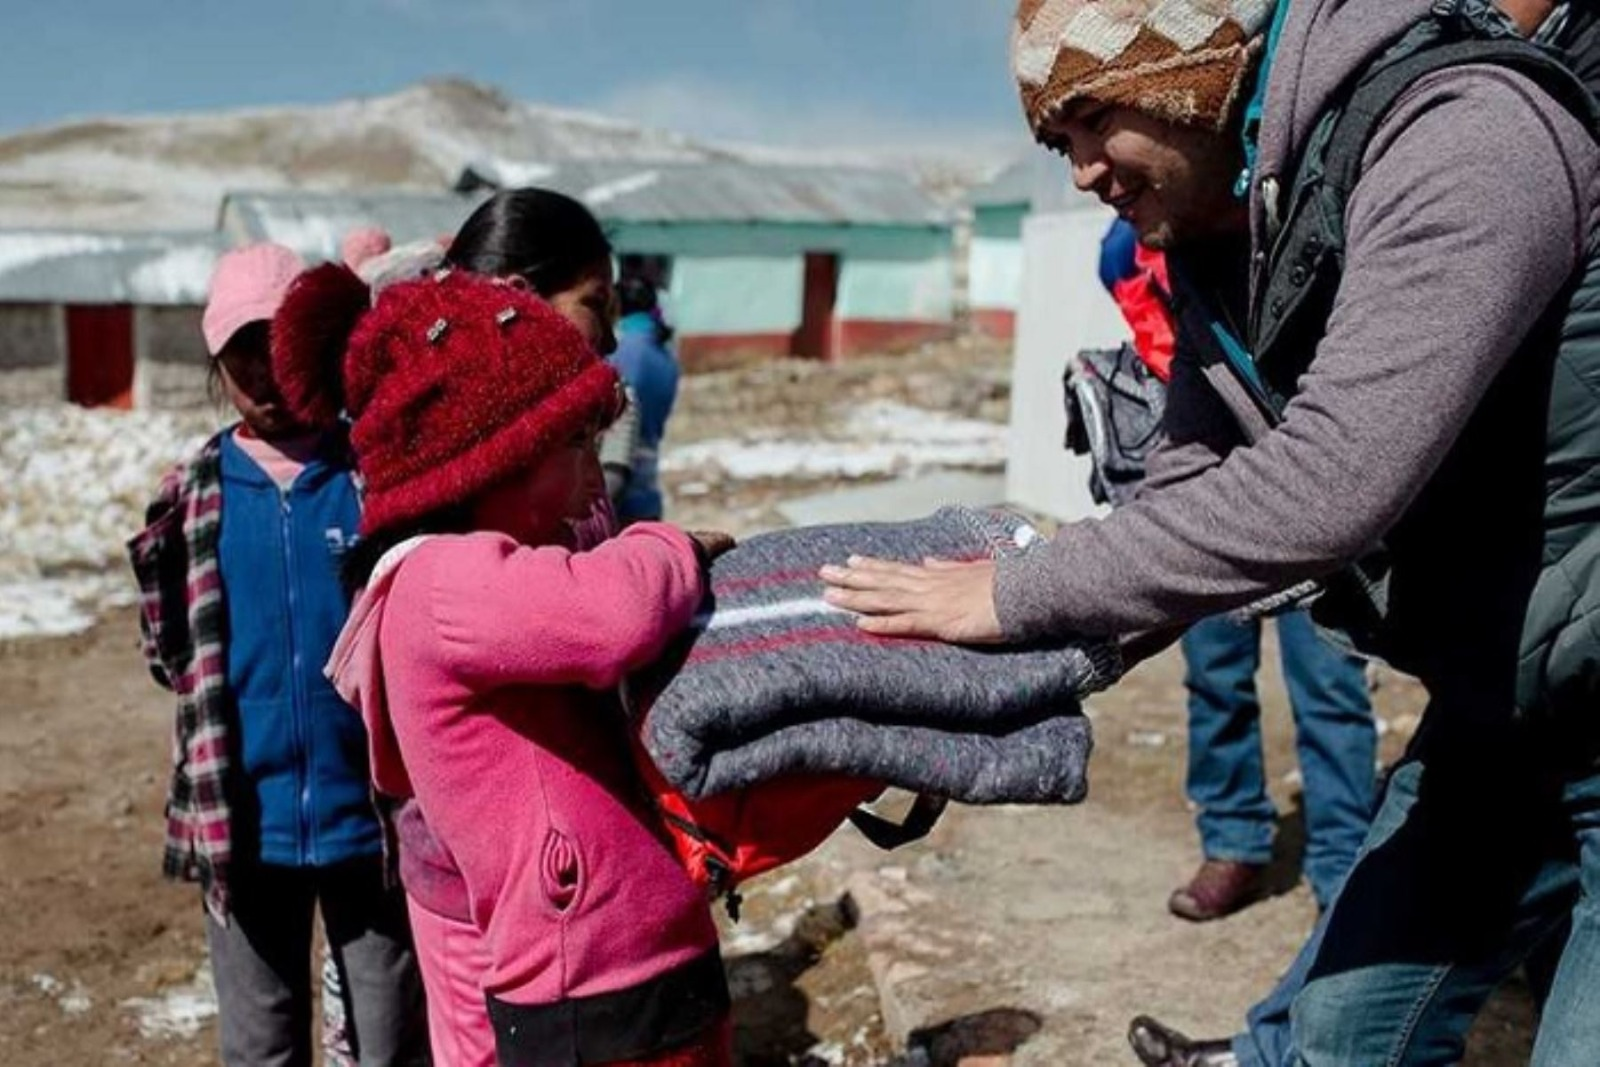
{"left": 327, "top": 524, "right": 717, "bottom": 1007}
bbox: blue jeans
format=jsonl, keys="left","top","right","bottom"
{"left": 1233, "top": 715, "right": 1600, "bottom": 1066}
{"left": 1181, "top": 611, "right": 1377, "bottom": 906}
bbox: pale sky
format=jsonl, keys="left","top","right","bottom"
{"left": 9, "top": 1, "right": 1030, "bottom": 160}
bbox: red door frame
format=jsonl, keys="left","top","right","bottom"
{"left": 65, "top": 304, "right": 136, "bottom": 409}
{"left": 792, "top": 253, "right": 839, "bottom": 361}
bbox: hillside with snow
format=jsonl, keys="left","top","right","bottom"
{"left": 0, "top": 78, "right": 997, "bottom": 231}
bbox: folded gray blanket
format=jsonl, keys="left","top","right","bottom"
{"left": 638, "top": 507, "right": 1120, "bottom": 804}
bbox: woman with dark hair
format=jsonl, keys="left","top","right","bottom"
{"left": 449, "top": 188, "right": 643, "bottom": 508}
{"left": 446, "top": 188, "right": 618, "bottom": 356}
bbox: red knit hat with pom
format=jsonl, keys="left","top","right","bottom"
{"left": 273, "top": 264, "right": 623, "bottom": 537}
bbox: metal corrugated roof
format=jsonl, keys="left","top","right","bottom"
{"left": 0, "top": 230, "right": 227, "bottom": 305}
{"left": 226, "top": 162, "right": 950, "bottom": 249}
{"left": 531, "top": 160, "right": 951, "bottom": 226}
{"left": 969, "top": 159, "right": 1035, "bottom": 209}
{"left": 969, "top": 152, "right": 1080, "bottom": 211}
{"left": 220, "top": 189, "right": 490, "bottom": 264}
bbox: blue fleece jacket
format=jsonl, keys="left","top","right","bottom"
{"left": 610, "top": 312, "right": 680, "bottom": 522}
{"left": 218, "top": 430, "right": 380, "bottom": 868}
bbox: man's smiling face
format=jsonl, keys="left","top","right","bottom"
{"left": 1042, "top": 100, "right": 1248, "bottom": 249}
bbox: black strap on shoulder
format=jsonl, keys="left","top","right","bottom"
{"left": 1254, "top": 32, "right": 1598, "bottom": 395}
{"left": 848, "top": 793, "right": 948, "bottom": 850}
{"left": 1324, "top": 37, "right": 1599, "bottom": 205}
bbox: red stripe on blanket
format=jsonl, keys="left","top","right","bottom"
{"left": 688, "top": 625, "right": 936, "bottom": 665}
{"left": 713, "top": 569, "right": 825, "bottom": 595}
{"left": 714, "top": 555, "right": 990, "bottom": 598}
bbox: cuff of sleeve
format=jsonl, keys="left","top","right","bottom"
{"left": 994, "top": 547, "right": 1069, "bottom": 642}
{"left": 688, "top": 536, "right": 713, "bottom": 576}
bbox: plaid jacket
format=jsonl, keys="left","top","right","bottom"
{"left": 127, "top": 432, "right": 234, "bottom": 919}
{"left": 128, "top": 430, "right": 389, "bottom": 923}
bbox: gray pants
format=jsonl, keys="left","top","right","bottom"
{"left": 205, "top": 859, "right": 429, "bottom": 1067}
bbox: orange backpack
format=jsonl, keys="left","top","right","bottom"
{"left": 629, "top": 735, "right": 945, "bottom": 919}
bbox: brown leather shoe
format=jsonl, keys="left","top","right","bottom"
{"left": 1166, "top": 859, "right": 1266, "bottom": 922}
{"left": 1128, "top": 1015, "right": 1238, "bottom": 1066}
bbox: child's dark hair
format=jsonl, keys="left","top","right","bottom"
{"left": 206, "top": 321, "right": 270, "bottom": 406}
{"left": 617, "top": 275, "right": 673, "bottom": 343}
{"left": 617, "top": 276, "right": 658, "bottom": 317}
{"left": 446, "top": 188, "right": 613, "bottom": 297}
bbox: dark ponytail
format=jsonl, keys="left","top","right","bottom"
{"left": 446, "top": 188, "right": 612, "bottom": 297}
{"left": 270, "top": 262, "right": 372, "bottom": 429}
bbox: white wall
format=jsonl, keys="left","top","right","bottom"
{"left": 837, "top": 255, "right": 954, "bottom": 322}
{"left": 1005, "top": 204, "right": 1129, "bottom": 522}
{"left": 0, "top": 303, "right": 64, "bottom": 406}
{"left": 668, "top": 256, "right": 803, "bottom": 335}
{"left": 134, "top": 305, "right": 210, "bottom": 410}
{"left": 613, "top": 221, "right": 955, "bottom": 335}
{"left": 968, "top": 235, "right": 1023, "bottom": 312}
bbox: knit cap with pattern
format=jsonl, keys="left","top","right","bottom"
{"left": 1012, "top": 0, "right": 1276, "bottom": 142}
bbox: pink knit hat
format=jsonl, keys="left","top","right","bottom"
{"left": 340, "top": 226, "right": 393, "bottom": 271}
{"left": 202, "top": 243, "right": 306, "bottom": 356}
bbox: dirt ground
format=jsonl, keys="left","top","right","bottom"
{"left": 0, "top": 341, "right": 1540, "bottom": 1065}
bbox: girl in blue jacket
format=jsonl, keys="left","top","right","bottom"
{"left": 131, "top": 242, "right": 426, "bottom": 1066}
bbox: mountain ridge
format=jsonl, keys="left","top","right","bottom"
{"left": 0, "top": 78, "right": 1007, "bottom": 231}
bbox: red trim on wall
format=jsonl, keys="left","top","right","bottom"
{"left": 969, "top": 308, "right": 1016, "bottom": 340}
{"left": 675, "top": 332, "right": 794, "bottom": 371}
{"left": 674, "top": 319, "right": 954, "bottom": 370}
{"left": 836, "top": 319, "right": 953, "bottom": 358}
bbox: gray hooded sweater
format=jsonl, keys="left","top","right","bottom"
{"left": 996, "top": 0, "right": 1600, "bottom": 690}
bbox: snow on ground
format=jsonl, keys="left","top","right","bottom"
{"left": 0, "top": 396, "right": 1005, "bottom": 639}
{"left": 30, "top": 973, "right": 92, "bottom": 1018}
{"left": 0, "top": 405, "right": 216, "bottom": 641}
{"left": 120, "top": 964, "right": 218, "bottom": 1041}
{"left": 663, "top": 400, "right": 1007, "bottom": 483}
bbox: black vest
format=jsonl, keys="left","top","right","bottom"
{"left": 1239, "top": 9, "right": 1600, "bottom": 723}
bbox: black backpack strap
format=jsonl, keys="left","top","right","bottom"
{"left": 1255, "top": 33, "right": 1597, "bottom": 396}
{"left": 1324, "top": 37, "right": 1599, "bottom": 206}
{"left": 1248, "top": 30, "right": 1598, "bottom": 656}
{"left": 847, "top": 794, "right": 948, "bottom": 850}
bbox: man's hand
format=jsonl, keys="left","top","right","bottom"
{"left": 819, "top": 556, "right": 1005, "bottom": 644}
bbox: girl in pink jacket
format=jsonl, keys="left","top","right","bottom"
{"left": 346, "top": 189, "right": 640, "bottom": 1067}
{"left": 271, "top": 262, "right": 732, "bottom": 1067}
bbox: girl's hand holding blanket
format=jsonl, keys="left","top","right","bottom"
{"left": 688, "top": 530, "right": 736, "bottom": 562}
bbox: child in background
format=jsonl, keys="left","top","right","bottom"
{"left": 1097, "top": 216, "right": 1173, "bottom": 382}
{"left": 608, "top": 276, "right": 680, "bottom": 524}
{"left": 128, "top": 243, "right": 427, "bottom": 1067}
{"left": 274, "top": 263, "right": 733, "bottom": 1067}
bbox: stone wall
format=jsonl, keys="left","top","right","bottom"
{"left": 137, "top": 306, "right": 210, "bottom": 410}
{"left": 0, "top": 304, "right": 64, "bottom": 406}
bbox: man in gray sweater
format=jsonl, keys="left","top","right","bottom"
{"left": 822, "top": 0, "right": 1600, "bottom": 1062}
